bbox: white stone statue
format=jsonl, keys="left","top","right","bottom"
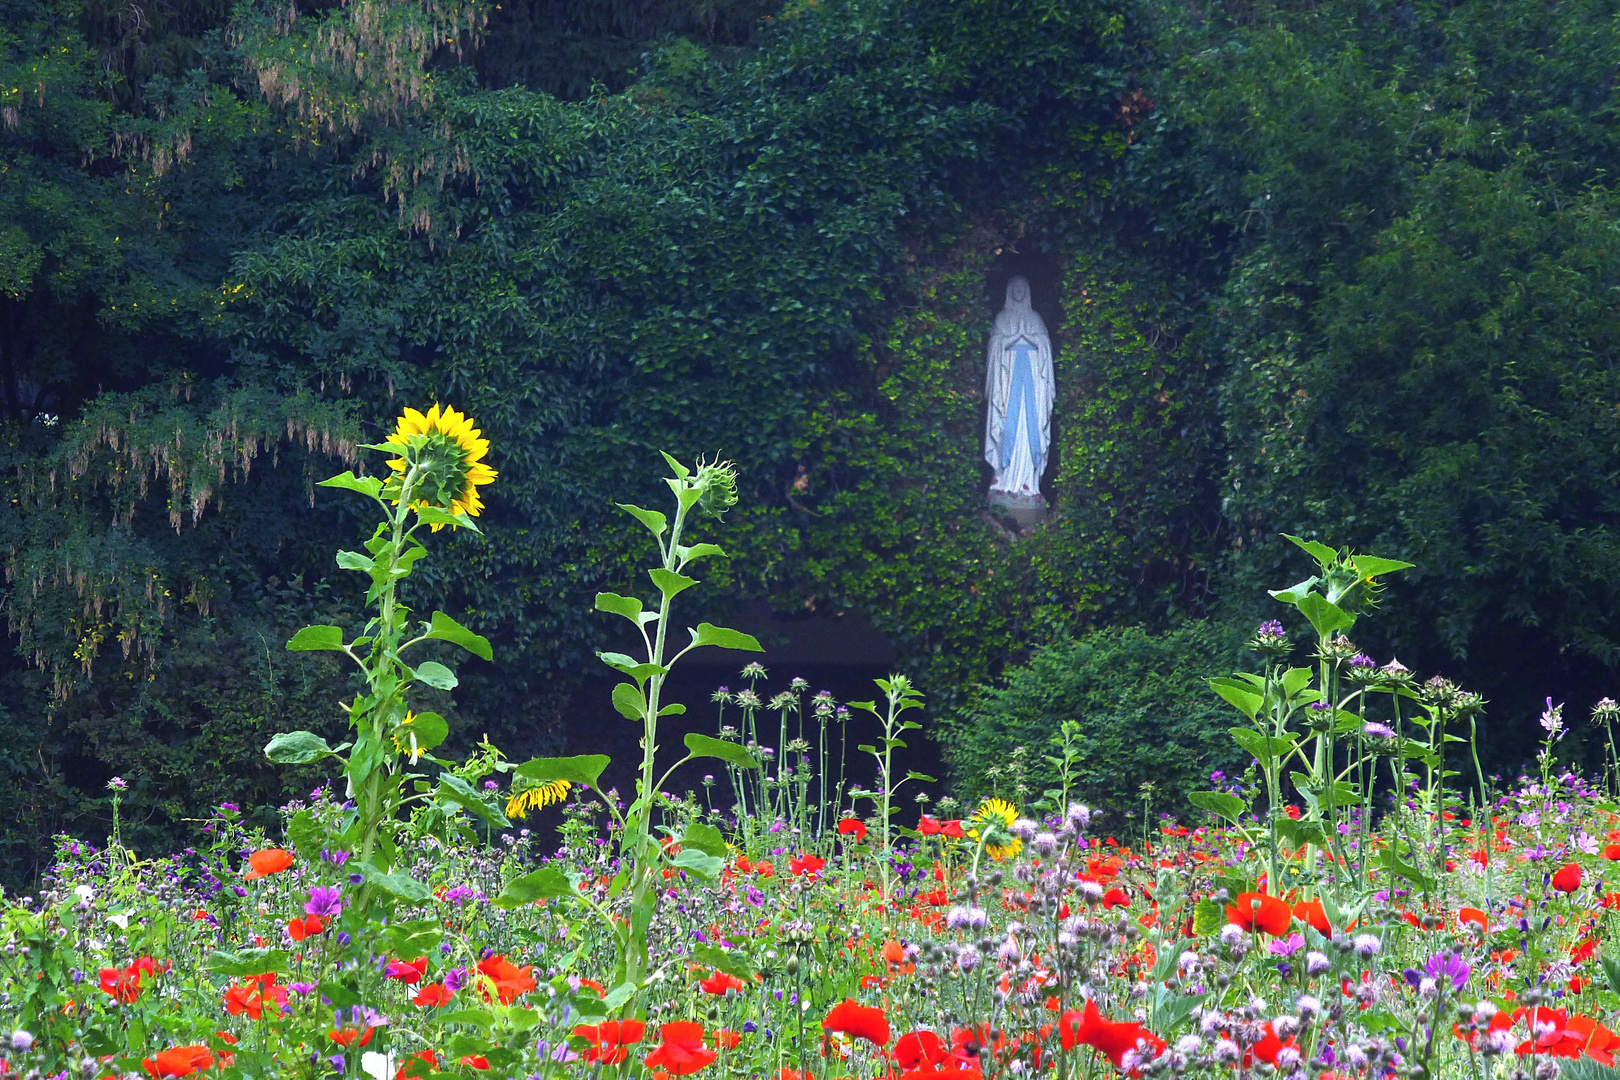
{"left": 983, "top": 275, "right": 1053, "bottom": 503}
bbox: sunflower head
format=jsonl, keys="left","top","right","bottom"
{"left": 385, "top": 404, "right": 497, "bottom": 530}
{"left": 505, "top": 779, "right": 572, "bottom": 819}
{"left": 969, "top": 797, "right": 1022, "bottom": 862}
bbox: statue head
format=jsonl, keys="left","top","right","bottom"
{"left": 1005, "top": 275, "right": 1031, "bottom": 307}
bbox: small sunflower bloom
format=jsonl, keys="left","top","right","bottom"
{"left": 385, "top": 404, "right": 497, "bottom": 529}
{"left": 969, "top": 797, "right": 1022, "bottom": 861}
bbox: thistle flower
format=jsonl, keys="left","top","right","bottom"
{"left": 1249, "top": 621, "right": 1291, "bottom": 659}
{"left": 1594, "top": 698, "right": 1620, "bottom": 726}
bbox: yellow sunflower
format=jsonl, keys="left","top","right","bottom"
{"left": 385, "top": 404, "right": 497, "bottom": 529}
{"left": 505, "top": 779, "right": 571, "bottom": 819}
{"left": 969, "top": 797, "right": 1022, "bottom": 861}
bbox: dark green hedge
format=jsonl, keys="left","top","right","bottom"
{"left": 947, "top": 621, "right": 1248, "bottom": 824}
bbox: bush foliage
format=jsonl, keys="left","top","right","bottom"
{"left": 949, "top": 622, "right": 1248, "bottom": 822}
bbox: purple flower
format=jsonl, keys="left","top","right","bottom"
{"left": 1256, "top": 620, "right": 1285, "bottom": 637}
{"left": 444, "top": 967, "right": 470, "bottom": 993}
{"left": 333, "top": 1005, "right": 388, "bottom": 1031}
{"left": 305, "top": 886, "right": 343, "bottom": 919}
{"left": 1363, "top": 722, "right": 1395, "bottom": 739}
{"left": 289, "top": 981, "right": 317, "bottom": 996}
{"left": 1424, "top": 952, "right": 1470, "bottom": 991}
{"left": 1267, "top": 933, "right": 1305, "bottom": 958}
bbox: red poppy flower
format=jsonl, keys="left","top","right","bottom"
{"left": 287, "top": 915, "right": 325, "bottom": 942}
{"left": 1604, "top": 844, "right": 1620, "bottom": 860}
{"left": 837, "top": 818, "right": 868, "bottom": 842}
{"left": 940, "top": 820, "right": 966, "bottom": 839}
{"left": 385, "top": 957, "right": 428, "bottom": 984}
{"left": 412, "top": 983, "right": 454, "bottom": 1008}
{"left": 707, "top": 1028, "right": 742, "bottom": 1050}
{"left": 328, "top": 1024, "right": 377, "bottom": 1049}
{"left": 1454, "top": 1009, "right": 1512, "bottom": 1050}
{"left": 243, "top": 848, "right": 293, "bottom": 881}
{"left": 917, "top": 815, "right": 943, "bottom": 836}
{"left": 1293, "top": 899, "right": 1331, "bottom": 935}
{"left": 575, "top": 1019, "right": 647, "bottom": 1065}
{"left": 1225, "top": 892, "right": 1293, "bottom": 937}
{"left": 1102, "top": 887, "right": 1130, "bottom": 910}
{"left": 644, "top": 1021, "right": 718, "bottom": 1075}
{"left": 1250, "top": 1022, "right": 1296, "bottom": 1067}
{"left": 1059, "top": 999, "right": 1166, "bottom": 1068}
{"left": 755, "top": 860, "right": 775, "bottom": 878}
{"left": 1514, "top": 1006, "right": 1589, "bottom": 1058}
{"left": 459, "top": 1056, "right": 490, "bottom": 1069}
{"left": 222, "top": 974, "right": 286, "bottom": 1020}
{"left": 699, "top": 970, "right": 745, "bottom": 996}
{"left": 100, "top": 962, "right": 148, "bottom": 1004}
{"left": 894, "top": 1030, "right": 949, "bottom": 1069}
{"left": 790, "top": 853, "right": 826, "bottom": 877}
{"left": 1458, "top": 907, "right": 1489, "bottom": 931}
{"left": 1553, "top": 863, "right": 1583, "bottom": 894}
{"left": 476, "top": 954, "right": 536, "bottom": 1004}
{"left": 822, "top": 998, "right": 891, "bottom": 1047}
{"left": 395, "top": 1051, "right": 439, "bottom": 1080}
{"left": 141, "top": 1046, "right": 214, "bottom": 1079}
{"left": 1572, "top": 1016, "right": 1620, "bottom": 1065}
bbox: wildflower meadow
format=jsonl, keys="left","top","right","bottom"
{"left": 5, "top": 407, "right": 1619, "bottom": 1080}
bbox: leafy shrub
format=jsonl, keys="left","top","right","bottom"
{"left": 946, "top": 621, "right": 1247, "bottom": 823}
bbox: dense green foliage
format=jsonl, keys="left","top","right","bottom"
{"left": 950, "top": 622, "right": 1248, "bottom": 823}
{"left": 4, "top": 0, "right": 1620, "bottom": 878}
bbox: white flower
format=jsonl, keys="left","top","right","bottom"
{"left": 360, "top": 1052, "right": 393, "bottom": 1080}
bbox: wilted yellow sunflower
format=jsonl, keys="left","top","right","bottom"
{"left": 969, "top": 797, "right": 1021, "bottom": 861}
{"left": 385, "top": 404, "right": 497, "bottom": 529}
{"left": 505, "top": 779, "right": 571, "bottom": 819}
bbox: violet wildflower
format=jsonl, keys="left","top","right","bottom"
{"left": 305, "top": 886, "right": 343, "bottom": 919}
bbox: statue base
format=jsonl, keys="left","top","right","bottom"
{"left": 988, "top": 490, "right": 1047, "bottom": 529}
